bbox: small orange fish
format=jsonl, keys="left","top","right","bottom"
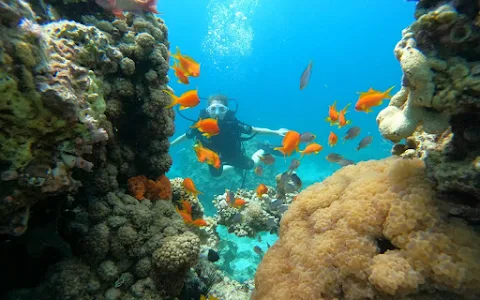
{"left": 163, "top": 89, "right": 200, "bottom": 110}
{"left": 355, "top": 86, "right": 395, "bottom": 113}
{"left": 232, "top": 198, "right": 247, "bottom": 208}
{"left": 193, "top": 142, "right": 221, "bottom": 169}
{"left": 299, "top": 143, "right": 323, "bottom": 159}
{"left": 325, "top": 101, "right": 340, "bottom": 126}
{"left": 170, "top": 46, "right": 200, "bottom": 77}
{"left": 254, "top": 165, "right": 263, "bottom": 176}
{"left": 256, "top": 183, "right": 268, "bottom": 198}
{"left": 191, "top": 118, "right": 220, "bottom": 138}
{"left": 171, "top": 61, "right": 190, "bottom": 84}
{"left": 183, "top": 178, "right": 202, "bottom": 199}
{"left": 274, "top": 130, "right": 301, "bottom": 157}
{"left": 337, "top": 104, "right": 351, "bottom": 128}
{"left": 191, "top": 219, "right": 208, "bottom": 227}
{"left": 328, "top": 132, "right": 338, "bottom": 147}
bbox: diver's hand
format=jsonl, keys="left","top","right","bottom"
{"left": 276, "top": 128, "right": 289, "bottom": 136}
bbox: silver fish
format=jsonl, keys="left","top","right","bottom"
{"left": 356, "top": 136, "right": 373, "bottom": 150}
{"left": 300, "top": 60, "right": 313, "bottom": 90}
{"left": 326, "top": 153, "right": 343, "bottom": 163}
{"left": 300, "top": 132, "right": 316, "bottom": 143}
{"left": 344, "top": 126, "right": 361, "bottom": 141}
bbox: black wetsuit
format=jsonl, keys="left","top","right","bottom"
{"left": 186, "top": 110, "right": 255, "bottom": 177}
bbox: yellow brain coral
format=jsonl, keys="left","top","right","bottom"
{"left": 252, "top": 158, "right": 480, "bottom": 300}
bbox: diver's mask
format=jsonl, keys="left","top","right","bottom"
{"left": 206, "top": 103, "right": 228, "bottom": 120}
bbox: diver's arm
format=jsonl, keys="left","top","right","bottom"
{"left": 170, "top": 133, "right": 188, "bottom": 146}
{"left": 252, "top": 127, "right": 288, "bottom": 136}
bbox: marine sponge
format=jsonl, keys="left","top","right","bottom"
{"left": 127, "top": 174, "right": 172, "bottom": 200}
{"left": 253, "top": 158, "right": 480, "bottom": 300}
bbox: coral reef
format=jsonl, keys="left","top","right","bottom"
{"left": 214, "top": 187, "right": 295, "bottom": 237}
{"left": 27, "top": 192, "right": 200, "bottom": 299}
{"left": 253, "top": 158, "right": 480, "bottom": 300}
{"left": 377, "top": 2, "right": 480, "bottom": 214}
{"left": 0, "top": 0, "right": 173, "bottom": 237}
{"left": 377, "top": 2, "right": 479, "bottom": 142}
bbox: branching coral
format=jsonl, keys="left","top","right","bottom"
{"left": 253, "top": 158, "right": 480, "bottom": 300}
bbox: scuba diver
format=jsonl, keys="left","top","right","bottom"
{"left": 171, "top": 94, "right": 289, "bottom": 177}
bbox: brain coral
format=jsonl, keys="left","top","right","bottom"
{"left": 252, "top": 158, "right": 480, "bottom": 300}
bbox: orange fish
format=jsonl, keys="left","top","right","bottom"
{"left": 170, "top": 46, "right": 200, "bottom": 77}
{"left": 176, "top": 199, "right": 208, "bottom": 227}
{"left": 328, "top": 132, "right": 338, "bottom": 147}
{"left": 232, "top": 198, "right": 247, "bottom": 208}
{"left": 163, "top": 89, "right": 200, "bottom": 110}
{"left": 299, "top": 143, "right": 323, "bottom": 159}
{"left": 325, "top": 101, "right": 340, "bottom": 126}
{"left": 337, "top": 104, "right": 351, "bottom": 128}
{"left": 183, "top": 178, "right": 202, "bottom": 199}
{"left": 256, "top": 183, "right": 268, "bottom": 198}
{"left": 191, "top": 118, "right": 220, "bottom": 138}
{"left": 171, "top": 61, "right": 190, "bottom": 84}
{"left": 193, "top": 142, "right": 221, "bottom": 169}
{"left": 274, "top": 130, "right": 301, "bottom": 157}
{"left": 355, "top": 86, "right": 395, "bottom": 113}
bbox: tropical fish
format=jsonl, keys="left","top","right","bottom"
{"left": 356, "top": 136, "right": 373, "bottom": 150}
{"left": 343, "top": 126, "right": 361, "bottom": 141}
{"left": 225, "top": 189, "right": 235, "bottom": 204}
{"left": 288, "top": 159, "right": 301, "bottom": 173}
{"left": 259, "top": 153, "right": 275, "bottom": 165}
{"left": 355, "top": 86, "right": 395, "bottom": 113}
{"left": 183, "top": 178, "right": 202, "bottom": 199}
{"left": 300, "top": 60, "right": 313, "bottom": 90}
{"left": 254, "top": 165, "right": 263, "bottom": 176}
{"left": 170, "top": 60, "right": 190, "bottom": 84}
{"left": 176, "top": 200, "right": 208, "bottom": 227}
{"left": 257, "top": 235, "right": 262, "bottom": 242}
{"left": 328, "top": 131, "right": 338, "bottom": 147}
{"left": 95, "top": 0, "right": 159, "bottom": 18}
{"left": 256, "top": 183, "right": 268, "bottom": 198}
{"left": 326, "top": 153, "right": 343, "bottom": 163}
{"left": 200, "top": 249, "right": 220, "bottom": 262}
{"left": 290, "top": 173, "right": 302, "bottom": 190}
{"left": 337, "top": 103, "right": 351, "bottom": 128}
{"left": 253, "top": 245, "right": 264, "bottom": 256}
{"left": 298, "top": 143, "right": 323, "bottom": 159}
{"left": 170, "top": 46, "right": 200, "bottom": 77}
{"left": 274, "top": 130, "right": 301, "bottom": 157}
{"left": 325, "top": 101, "right": 340, "bottom": 125}
{"left": 193, "top": 142, "right": 221, "bottom": 169}
{"left": 163, "top": 89, "right": 200, "bottom": 110}
{"left": 269, "top": 199, "right": 282, "bottom": 210}
{"left": 300, "top": 132, "right": 316, "bottom": 143}
{"left": 232, "top": 198, "right": 247, "bottom": 208}
{"left": 231, "top": 212, "right": 243, "bottom": 223}
{"left": 191, "top": 118, "right": 220, "bottom": 138}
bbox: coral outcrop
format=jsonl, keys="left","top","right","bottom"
{"left": 0, "top": 0, "right": 173, "bottom": 236}
{"left": 253, "top": 158, "right": 480, "bottom": 300}
{"left": 32, "top": 192, "right": 200, "bottom": 299}
{"left": 378, "top": 2, "right": 480, "bottom": 212}
{"left": 377, "top": 2, "right": 479, "bottom": 142}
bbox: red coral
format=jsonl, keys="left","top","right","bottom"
{"left": 127, "top": 175, "right": 172, "bottom": 201}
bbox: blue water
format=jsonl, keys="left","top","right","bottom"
{"left": 161, "top": 0, "right": 417, "bottom": 282}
